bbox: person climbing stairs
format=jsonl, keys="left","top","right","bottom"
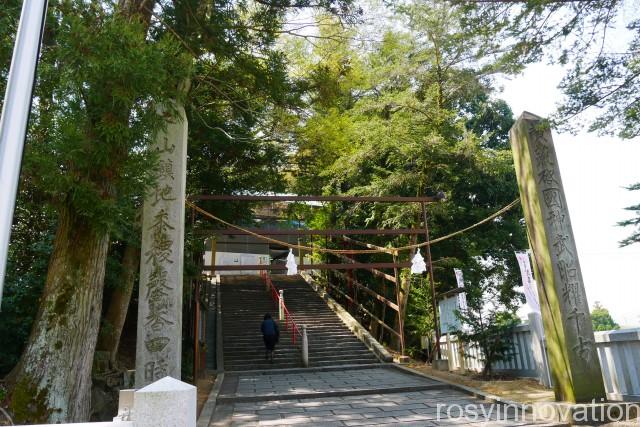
{"left": 220, "top": 275, "right": 380, "bottom": 371}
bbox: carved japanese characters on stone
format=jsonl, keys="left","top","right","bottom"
{"left": 136, "top": 103, "right": 187, "bottom": 389}
{"left": 510, "top": 112, "right": 605, "bottom": 402}
{"left": 144, "top": 358, "right": 168, "bottom": 382}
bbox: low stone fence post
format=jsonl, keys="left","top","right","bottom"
{"left": 133, "top": 376, "right": 196, "bottom": 427}
{"left": 302, "top": 325, "right": 309, "bottom": 367}
{"left": 595, "top": 328, "right": 640, "bottom": 401}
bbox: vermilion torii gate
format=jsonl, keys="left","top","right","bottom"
{"left": 188, "top": 193, "right": 444, "bottom": 357}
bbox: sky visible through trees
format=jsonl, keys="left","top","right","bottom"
{"left": 502, "top": 64, "right": 640, "bottom": 327}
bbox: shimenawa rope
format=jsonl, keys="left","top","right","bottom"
{"left": 185, "top": 198, "right": 521, "bottom": 256}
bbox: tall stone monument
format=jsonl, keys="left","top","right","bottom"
{"left": 510, "top": 112, "right": 606, "bottom": 403}
{"left": 136, "top": 103, "right": 188, "bottom": 388}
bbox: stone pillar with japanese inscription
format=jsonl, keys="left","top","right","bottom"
{"left": 510, "top": 112, "right": 605, "bottom": 403}
{"left": 135, "top": 103, "right": 188, "bottom": 388}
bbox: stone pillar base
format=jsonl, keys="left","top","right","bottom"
{"left": 394, "top": 355, "right": 410, "bottom": 364}
{"left": 433, "top": 359, "right": 449, "bottom": 371}
{"left": 133, "top": 376, "right": 196, "bottom": 427}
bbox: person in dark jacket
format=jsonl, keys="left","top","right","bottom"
{"left": 261, "top": 313, "right": 279, "bottom": 362}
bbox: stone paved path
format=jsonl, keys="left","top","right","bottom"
{"left": 208, "top": 365, "right": 556, "bottom": 426}
{"left": 231, "top": 366, "right": 437, "bottom": 397}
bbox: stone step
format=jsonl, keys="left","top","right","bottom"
{"left": 224, "top": 362, "right": 302, "bottom": 370}
{"left": 308, "top": 358, "right": 379, "bottom": 366}
{"left": 222, "top": 330, "right": 359, "bottom": 339}
{"left": 224, "top": 347, "right": 368, "bottom": 355}
{"left": 223, "top": 326, "right": 354, "bottom": 333}
{"left": 223, "top": 341, "right": 299, "bottom": 348}
{"left": 222, "top": 352, "right": 372, "bottom": 365}
{"left": 224, "top": 339, "right": 368, "bottom": 347}
{"left": 307, "top": 354, "right": 378, "bottom": 362}
{"left": 224, "top": 357, "right": 378, "bottom": 370}
{"left": 223, "top": 332, "right": 368, "bottom": 341}
{"left": 223, "top": 339, "right": 367, "bottom": 348}
{"left": 223, "top": 354, "right": 300, "bottom": 361}
{"left": 221, "top": 321, "right": 351, "bottom": 327}
{"left": 221, "top": 322, "right": 357, "bottom": 329}
{"left": 223, "top": 346, "right": 368, "bottom": 355}
{"left": 219, "top": 276, "right": 380, "bottom": 369}
{"left": 224, "top": 362, "right": 302, "bottom": 368}
{"left": 226, "top": 358, "right": 378, "bottom": 367}
{"left": 224, "top": 348, "right": 373, "bottom": 357}
{"left": 224, "top": 330, "right": 356, "bottom": 337}
{"left": 223, "top": 338, "right": 363, "bottom": 348}
{"left": 222, "top": 339, "right": 371, "bottom": 350}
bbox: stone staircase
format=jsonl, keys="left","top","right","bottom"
{"left": 221, "top": 275, "right": 380, "bottom": 371}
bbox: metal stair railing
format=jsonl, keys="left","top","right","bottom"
{"left": 260, "top": 270, "right": 302, "bottom": 345}
{"left": 259, "top": 270, "right": 309, "bottom": 366}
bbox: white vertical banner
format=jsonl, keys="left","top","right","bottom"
{"left": 453, "top": 268, "right": 468, "bottom": 311}
{"left": 438, "top": 296, "right": 461, "bottom": 334}
{"left": 515, "top": 251, "right": 541, "bottom": 313}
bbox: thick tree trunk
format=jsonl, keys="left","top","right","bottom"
{"left": 7, "top": 205, "right": 110, "bottom": 424}
{"left": 97, "top": 243, "right": 139, "bottom": 365}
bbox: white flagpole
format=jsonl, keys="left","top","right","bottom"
{"left": 0, "top": 0, "right": 49, "bottom": 307}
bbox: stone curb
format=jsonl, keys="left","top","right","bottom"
{"left": 391, "top": 364, "right": 569, "bottom": 426}
{"left": 392, "top": 364, "right": 529, "bottom": 408}
{"left": 300, "top": 272, "right": 393, "bottom": 363}
{"left": 216, "top": 383, "right": 451, "bottom": 403}
{"left": 196, "top": 372, "right": 225, "bottom": 427}
{"left": 224, "top": 362, "right": 386, "bottom": 375}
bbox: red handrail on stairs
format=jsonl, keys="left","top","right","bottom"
{"left": 260, "top": 270, "right": 302, "bottom": 345}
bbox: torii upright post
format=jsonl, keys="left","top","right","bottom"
{"left": 510, "top": 112, "right": 605, "bottom": 403}
{"left": 421, "top": 202, "right": 441, "bottom": 360}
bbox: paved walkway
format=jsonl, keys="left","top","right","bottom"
{"left": 228, "top": 366, "right": 438, "bottom": 397}
{"left": 208, "top": 365, "right": 554, "bottom": 426}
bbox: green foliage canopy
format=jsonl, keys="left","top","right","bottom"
{"left": 283, "top": 4, "right": 528, "bottom": 354}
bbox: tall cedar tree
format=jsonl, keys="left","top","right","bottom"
{"left": 4, "top": 2, "right": 189, "bottom": 422}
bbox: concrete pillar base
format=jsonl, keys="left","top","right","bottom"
{"left": 433, "top": 359, "right": 449, "bottom": 371}
{"left": 134, "top": 376, "right": 196, "bottom": 427}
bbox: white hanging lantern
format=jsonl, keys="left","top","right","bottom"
{"left": 286, "top": 248, "right": 298, "bottom": 275}
{"left": 410, "top": 250, "right": 427, "bottom": 274}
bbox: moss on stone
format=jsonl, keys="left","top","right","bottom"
{"left": 9, "top": 376, "right": 51, "bottom": 424}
